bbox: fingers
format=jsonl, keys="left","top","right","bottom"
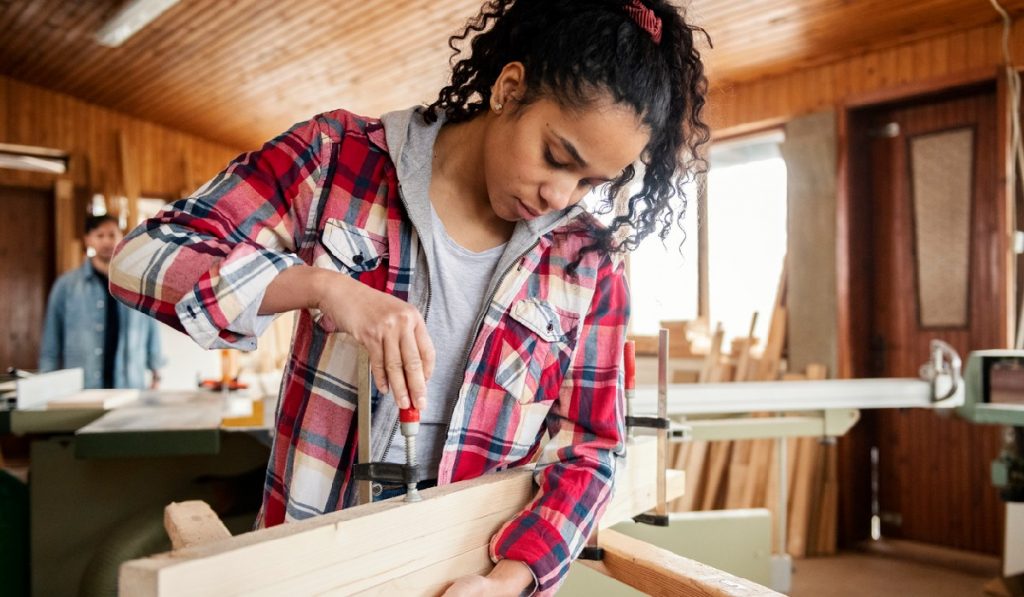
{"left": 400, "top": 325, "right": 428, "bottom": 410}
{"left": 383, "top": 329, "right": 411, "bottom": 410}
{"left": 332, "top": 285, "right": 433, "bottom": 411}
{"left": 368, "top": 342, "right": 389, "bottom": 395}
{"left": 414, "top": 320, "right": 436, "bottom": 386}
{"left": 377, "top": 310, "right": 432, "bottom": 412}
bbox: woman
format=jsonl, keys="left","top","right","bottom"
{"left": 109, "top": 0, "right": 709, "bottom": 594}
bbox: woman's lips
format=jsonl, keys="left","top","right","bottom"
{"left": 517, "top": 199, "right": 540, "bottom": 219}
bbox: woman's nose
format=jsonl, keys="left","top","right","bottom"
{"left": 539, "top": 174, "right": 577, "bottom": 212}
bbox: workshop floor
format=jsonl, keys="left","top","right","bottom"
{"left": 790, "top": 540, "right": 1000, "bottom": 597}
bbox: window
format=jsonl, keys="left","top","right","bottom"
{"left": 628, "top": 182, "right": 700, "bottom": 335}
{"left": 628, "top": 131, "right": 787, "bottom": 345}
{"left": 706, "top": 132, "right": 787, "bottom": 343}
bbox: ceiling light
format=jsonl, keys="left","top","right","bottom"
{"left": 95, "top": 0, "right": 181, "bottom": 48}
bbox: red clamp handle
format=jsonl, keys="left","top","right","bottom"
{"left": 624, "top": 340, "right": 636, "bottom": 390}
{"left": 399, "top": 406, "right": 420, "bottom": 423}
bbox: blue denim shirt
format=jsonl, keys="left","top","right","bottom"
{"left": 39, "top": 260, "right": 164, "bottom": 389}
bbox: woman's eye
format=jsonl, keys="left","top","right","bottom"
{"left": 544, "top": 147, "right": 568, "bottom": 169}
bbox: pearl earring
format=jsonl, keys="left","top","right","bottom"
{"left": 494, "top": 102, "right": 503, "bottom": 113}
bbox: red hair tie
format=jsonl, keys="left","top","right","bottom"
{"left": 624, "top": 0, "right": 662, "bottom": 45}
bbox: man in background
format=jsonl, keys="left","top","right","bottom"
{"left": 39, "top": 215, "right": 163, "bottom": 389}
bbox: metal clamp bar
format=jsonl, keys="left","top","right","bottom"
{"left": 632, "top": 329, "right": 671, "bottom": 530}
{"left": 357, "top": 349, "right": 373, "bottom": 505}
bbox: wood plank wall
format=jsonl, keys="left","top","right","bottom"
{"left": 0, "top": 74, "right": 242, "bottom": 197}
{"left": 707, "top": 19, "right": 1024, "bottom": 134}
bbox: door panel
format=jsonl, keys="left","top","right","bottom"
{"left": 0, "top": 186, "right": 54, "bottom": 370}
{"left": 858, "top": 87, "right": 1004, "bottom": 553}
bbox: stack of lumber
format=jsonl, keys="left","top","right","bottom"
{"left": 663, "top": 261, "right": 839, "bottom": 557}
{"left": 631, "top": 318, "right": 709, "bottom": 356}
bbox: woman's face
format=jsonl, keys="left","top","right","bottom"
{"left": 482, "top": 68, "right": 650, "bottom": 222}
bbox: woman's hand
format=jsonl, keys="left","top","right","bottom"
{"left": 260, "top": 265, "right": 435, "bottom": 410}
{"left": 442, "top": 560, "right": 533, "bottom": 597}
{"left": 313, "top": 269, "right": 435, "bottom": 410}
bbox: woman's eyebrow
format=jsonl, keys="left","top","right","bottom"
{"left": 553, "top": 133, "right": 615, "bottom": 182}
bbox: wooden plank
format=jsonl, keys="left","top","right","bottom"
{"left": 755, "top": 260, "right": 787, "bottom": 382}
{"left": 118, "top": 129, "right": 140, "bottom": 228}
{"left": 811, "top": 440, "right": 839, "bottom": 556}
{"left": 746, "top": 439, "right": 774, "bottom": 508}
{"left": 805, "top": 361, "right": 836, "bottom": 555}
{"left": 699, "top": 323, "right": 725, "bottom": 384}
{"left": 685, "top": 442, "right": 709, "bottom": 512}
{"left": 164, "top": 501, "right": 231, "bottom": 550}
{"left": 700, "top": 442, "right": 732, "bottom": 511}
{"left": 53, "top": 177, "right": 76, "bottom": 274}
{"left": 120, "top": 437, "right": 682, "bottom": 596}
{"left": 580, "top": 529, "right": 781, "bottom": 597}
{"left": 724, "top": 440, "right": 752, "bottom": 509}
{"left": 45, "top": 389, "right": 140, "bottom": 410}
{"left": 786, "top": 437, "right": 817, "bottom": 557}
{"left": 787, "top": 362, "right": 828, "bottom": 556}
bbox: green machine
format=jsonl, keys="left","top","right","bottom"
{"left": 958, "top": 350, "right": 1024, "bottom": 587}
{"left": 959, "top": 349, "right": 1024, "bottom": 500}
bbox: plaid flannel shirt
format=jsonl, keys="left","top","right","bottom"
{"left": 109, "top": 109, "right": 629, "bottom": 595}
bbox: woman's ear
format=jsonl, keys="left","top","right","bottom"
{"left": 490, "top": 61, "right": 526, "bottom": 112}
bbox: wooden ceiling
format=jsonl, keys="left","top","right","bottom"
{"left": 2, "top": 0, "right": 1024, "bottom": 150}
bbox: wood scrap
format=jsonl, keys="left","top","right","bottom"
{"left": 164, "top": 501, "right": 231, "bottom": 550}
{"left": 630, "top": 334, "right": 660, "bottom": 356}
{"left": 672, "top": 370, "right": 701, "bottom": 384}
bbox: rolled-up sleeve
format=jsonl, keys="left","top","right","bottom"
{"left": 109, "top": 117, "right": 331, "bottom": 350}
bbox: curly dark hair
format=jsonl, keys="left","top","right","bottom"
{"left": 425, "top": 0, "right": 710, "bottom": 269}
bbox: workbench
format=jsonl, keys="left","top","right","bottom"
{"left": 6, "top": 387, "right": 274, "bottom": 597}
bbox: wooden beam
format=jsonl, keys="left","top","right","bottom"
{"left": 164, "top": 501, "right": 231, "bottom": 550}
{"left": 120, "top": 437, "right": 682, "bottom": 596}
{"left": 581, "top": 529, "right": 781, "bottom": 597}
{"left": 53, "top": 177, "right": 77, "bottom": 274}
{"left": 117, "top": 129, "right": 140, "bottom": 229}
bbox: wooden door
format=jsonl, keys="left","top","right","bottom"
{"left": 846, "top": 85, "right": 1006, "bottom": 554}
{"left": 0, "top": 186, "right": 54, "bottom": 370}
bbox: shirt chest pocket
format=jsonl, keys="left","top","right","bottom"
{"left": 494, "top": 298, "right": 580, "bottom": 405}
{"left": 311, "top": 219, "right": 387, "bottom": 332}
{"left": 318, "top": 219, "right": 385, "bottom": 275}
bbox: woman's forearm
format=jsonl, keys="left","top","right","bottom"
{"left": 258, "top": 265, "right": 337, "bottom": 316}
